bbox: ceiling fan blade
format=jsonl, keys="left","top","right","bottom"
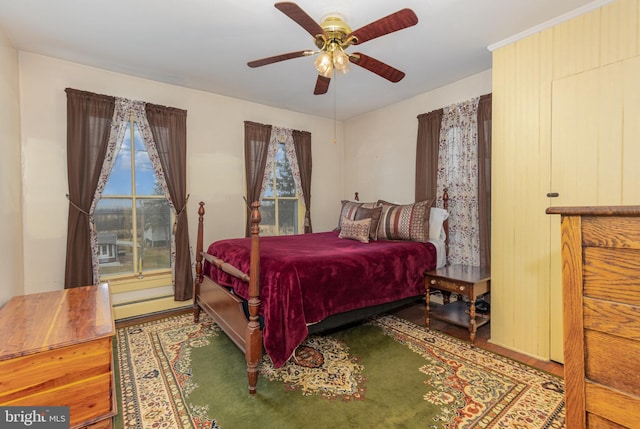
{"left": 347, "top": 9, "right": 418, "bottom": 45}
{"left": 313, "top": 75, "right": 331, "bottom": 95}
{"left": 247, "top": 50, "right": 309, "bottom": 68}
{"left": 275, "top": 2, "right": 325, "bottom": 38}
{"left": 350, "top": 53, "right": 405, "bottom": 83}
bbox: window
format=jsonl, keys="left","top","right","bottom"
{"left": 94, "top": 118, "right": 172, "bottom": 278}
{"left": 260, "top": 142, "right": 304, "bottom": 236}
{"left": 244, "top": 121, "right": 312, "bottom": 237}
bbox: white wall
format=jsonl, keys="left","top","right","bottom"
{"left": 18, "top": 52, "right": 343, "bottom": 295}
{"left": 344, "top": 70, "right": 492, "bottom": 204}
{"left": 0, "top": 25, "right": 24, "bottom": 306}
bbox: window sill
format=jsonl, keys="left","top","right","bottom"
{"left": 105, "top": 272, "right": 172, "bottom": 294}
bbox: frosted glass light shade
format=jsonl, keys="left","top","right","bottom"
{"left": 333, "top": 49, "right": 350, "bottom": 74}
{"left": 314, "top": 52, "right": 333, "bottom": 77}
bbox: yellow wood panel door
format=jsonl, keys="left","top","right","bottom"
{"left": 550, "top": 55, "right": 640, "bottom": 362}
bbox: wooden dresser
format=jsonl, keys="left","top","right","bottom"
{"left": 547, "top": 206, "right": 640, "bottom": 428}
{"left": 0, "top": 283, "right": 116, "bottom": 429}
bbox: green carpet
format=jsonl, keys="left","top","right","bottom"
{"left": 115, "top": 313, "right": 565, "bottom": 428}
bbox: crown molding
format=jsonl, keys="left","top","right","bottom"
{"left": 487, "top": 0, "right": 616, "bottom": 52}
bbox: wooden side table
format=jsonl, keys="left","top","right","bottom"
{"left": 0, "top": 283, "right": 116, "bottom": 429}
{"left": 425, "top": 264, "right": 491, "bottom": 344}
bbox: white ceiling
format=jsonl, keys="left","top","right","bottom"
{"left": 0, "top": 0, "right": 608, "bottom": 120}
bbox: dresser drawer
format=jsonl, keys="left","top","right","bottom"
{"left": 583, "top": 247, "right": 640, "bottom": 306}
{"left": 582, "top": 216, "right": 640, "bottom": 249}
{"left": 0, "top": 338, "right": 112, "bottom": 400}
{"left": 0, "top": 337, "right": 114, "bottom": 428}
{"left": 425, "top": 276, "right": 469, "bottom": 294}
{"left": 6, "top": 372, "right": 113, "bottom": 428}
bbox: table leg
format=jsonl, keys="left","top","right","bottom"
{"left": 442, "top": 291, "right": 451, "bottom": 305}
{"left": 425, "top": 288, "right": 431, "bottom": 328}
{"left": 469, "top": 299, "right": 477, "bottom": 345}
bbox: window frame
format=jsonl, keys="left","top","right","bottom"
{"left": 260, "top": 142, "right": 305, "bottom": 236}
{"left": 96, "top": 116, "right": 173, "bottom": 282}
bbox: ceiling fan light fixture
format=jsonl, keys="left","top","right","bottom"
{"left": 333, "top": 48, "right": 350, "bottom": 74}
{"left": 249, "top": 3, "right": 419, "bottom": 94}
{"left": 314, "top": 52, "right": 334, "bottom": 77}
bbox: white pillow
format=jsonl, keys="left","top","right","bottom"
{"left": 429, "top": 207, "right": 449, "bottom": 241}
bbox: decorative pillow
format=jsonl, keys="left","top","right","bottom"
{"left": 338, "top": 217, "right": 372, "bottom": 243}
{"left": 377, "top": 199, "right": 433, "bottom": 242}
{"left": 376, "top": 199, "right": 397, "bottom": 206}
{"left": 354, "top": 206, "right": 383, "bottom": 240}
{"left": 429, "top": 207, "right": 449, "bottom": 241}
{"left": 360, "top": 202, "right": 379, "bottom": 209}
{"left": 336, "top": 200, "right": 379, "bottom": 230}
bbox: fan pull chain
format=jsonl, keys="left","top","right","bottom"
{"left": 333, "top": 73, "right": 337, "bottom": 144}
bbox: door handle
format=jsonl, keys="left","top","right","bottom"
{"left": 547, "top": 192, "right": 559, "bottom": 198}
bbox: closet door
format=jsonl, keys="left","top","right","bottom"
{"left": 550, "top": 56, "right": 640, "bottom": 362}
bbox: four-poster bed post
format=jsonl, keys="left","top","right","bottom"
{"left": 193, "top": 201, "right": 263, "bottom": 394}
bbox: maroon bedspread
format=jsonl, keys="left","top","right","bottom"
{"left": 203, "top": 231, "right": 437, "bottom": 367}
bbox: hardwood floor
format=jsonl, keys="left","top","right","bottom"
{"left": 389, "top": 301, "right": 564, "bottom": 377}
{"left": 117, "top": 301, "right": 564, "bottom": 379}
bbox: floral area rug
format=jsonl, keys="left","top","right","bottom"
{"left": 115, "top": 313, "right": 565, "bottom": 428}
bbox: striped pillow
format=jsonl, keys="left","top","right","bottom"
{"left": 336, "top": 200, "right": 379, "bottom": 230}
{"left": 354, "top": 206, "right": 383, "bottom": 241}
{"left": 377, "top": 199, "right": 433, "bottom": 242}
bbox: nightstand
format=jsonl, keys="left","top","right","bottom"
{"left": 424, "top": 264, "right": 490, "bottom": 344}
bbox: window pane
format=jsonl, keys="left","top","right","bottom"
{"left": 278, "top": 199, "right": 298, "bottom": 235}
{"left": 263, "top": 169, "right": 274, "bottom": 198}
{"left": 133, "top": 124, "right": 159, "bottom": 195}
{"left": 260, "top": 200, "right": 276, "bottom": 236}
{"left": 137, "top": 199, "right": 171, "bottom": 271}
{"left": 276, "top": 144, "right": 296, "bottom": 197}
{"left": 103, "top": 122, "right": 132, "bottom": 195}
{"left": 95, "top": 198, "right": 134, "bottom": 276}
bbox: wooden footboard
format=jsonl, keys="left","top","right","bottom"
{"left": 193, "top": 201, "right": 262, "bottom": 394}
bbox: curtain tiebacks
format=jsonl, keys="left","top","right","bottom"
{"left": 174, "top": 194, "right": 190, "bottom": 217}
{"left": 172, "top": 194, "right": 190, "bottom": 234}
{"left": 66, "top": 194, "right": 91, "bottom": 217}
{"left": 242, "top": 195, "right": 251, "bottom": 210}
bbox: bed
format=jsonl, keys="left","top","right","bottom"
{"left": 193, "top": 193, "right": 449, "bottom": 394}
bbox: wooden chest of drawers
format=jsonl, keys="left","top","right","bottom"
{"left": 0, "top": 284, "right": 116, "bottom": 429}
{"left": 547, "top": 206, "right": 640, "bottom": 428}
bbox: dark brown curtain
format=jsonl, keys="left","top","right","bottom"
{"left": 64, "top": 88, "right": 115, "bottom": 289}
{"left": 145, "top": 103, "right": 193, "bottom": 301}
{"left": 415, "top": 109, "right": 443, "bottom": 202}
{"left": 244, "top": 121, "right": 272, "bottom": 237}
{"left": 477, "top": 94, "right": 492, "bottom": 267}
{"left": 292, "top": 130, "right": 313, "bottom": 233}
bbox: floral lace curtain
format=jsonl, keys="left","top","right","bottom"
{"left": 88, "top": 97, "right": 129, "bottom": 282}
{"left": 436, "top": 97, "right": 480, "bottom": 266}
{"left": 260, "top": 126, "right": 305, "bottom": 201}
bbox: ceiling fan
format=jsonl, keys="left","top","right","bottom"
{"left": 247, "top": 2, "right": 419, "bottom": 95}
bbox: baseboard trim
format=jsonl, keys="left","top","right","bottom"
{"left": 487, "top": 338, "right": 554, "bottom": 363}
{"left": 113, "top": 295, "right": 191, "bottom": 321}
